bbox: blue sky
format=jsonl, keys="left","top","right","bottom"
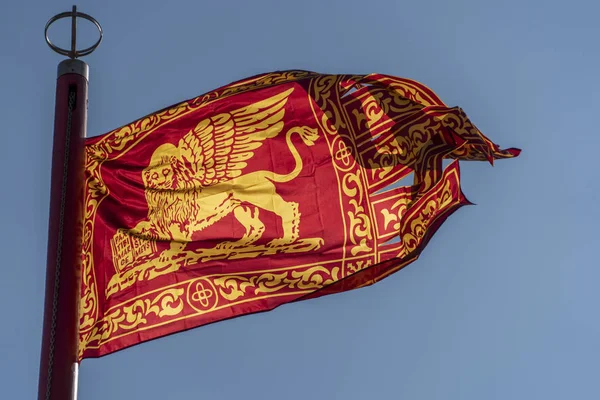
{"left": 1, "top": 0, "right": 599, "bottom": 399}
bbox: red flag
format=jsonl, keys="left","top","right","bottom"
{"left": 79, "top": 71, "right": 519, "bottom": 359}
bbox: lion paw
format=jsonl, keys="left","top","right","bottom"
{"left": 158, "top": 252, "right": 173, "bottom": 263}
{"left": 215, "top": 241, "right": 237, "bottom": 250}
{"left": 266, "top": 238, "right": 293, "bottom": 248}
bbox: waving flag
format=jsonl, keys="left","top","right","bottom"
{"left": 79, "top": 70, "right": 519, "bottom": 359}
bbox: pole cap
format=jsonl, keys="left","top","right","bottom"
{"left": 58, "top": 59, "right": 89, "bottom": 80}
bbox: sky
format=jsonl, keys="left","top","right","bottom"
{"left": 1, "top": 0, "right": 599, "bottom": 399}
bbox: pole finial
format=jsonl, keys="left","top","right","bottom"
{"left": 45, "top": 5, "right": 102, "bottom": 59}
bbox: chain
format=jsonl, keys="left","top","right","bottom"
{"left": 45, "top": 88, "right": 77, "bottom": 400}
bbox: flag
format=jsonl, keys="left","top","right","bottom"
{"left": 79, "top": 70, "right": 519, "bottom": 359}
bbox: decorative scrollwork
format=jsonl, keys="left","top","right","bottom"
{"left": 342, "top": 170, "right": 373, "bottom": 256}
{"left": 79, "top": 288, "right": 184, "bottom": 357}
{"left": 214, "top": 266, "right": 340, "bottom": 302}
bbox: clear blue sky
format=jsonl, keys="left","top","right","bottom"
{"left": 1, "top": 0, "right": 598, "bottom": 399}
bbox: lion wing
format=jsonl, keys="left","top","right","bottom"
{"left": 177, "top": 88, "right": 294, "bottom": 187}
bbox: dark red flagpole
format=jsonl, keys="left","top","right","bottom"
{"left": 39, "top": 6, "right": 102, "bottom": 400}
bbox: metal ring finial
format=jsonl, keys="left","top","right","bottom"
{"left": 45, "top": 5, "right": 102, "bottom": 59}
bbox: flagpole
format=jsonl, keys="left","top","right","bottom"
{"left": 39, "top": 6, "right": 101, "bottom": 400}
